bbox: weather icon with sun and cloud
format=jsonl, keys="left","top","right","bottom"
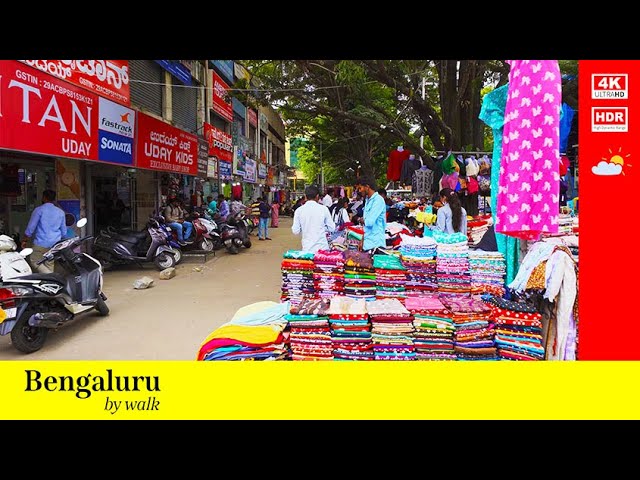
{"left": 592, "top": 148, "right": 633, "bottom": 176}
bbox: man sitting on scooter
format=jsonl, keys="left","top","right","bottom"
{"left": 164, "top": 197, "right": 193, "bottom": 246}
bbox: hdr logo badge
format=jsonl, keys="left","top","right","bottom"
{"left": 592, "top": 107, "right": 628, "bottom": 132}
{"left": 98, "top": 97, "right": 135, "bottom": 165}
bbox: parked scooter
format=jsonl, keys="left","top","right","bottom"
{"left": 92, "top": 217, "right": 177, "bottom": 271}
{"left": 0, "top": 218, "right": 109, "bottom": 354}
{"left": 0, "top": 235, "right": 32, "bottom": 281}
{"left": 103, "top": 221, "right": 183, "bottom": 265}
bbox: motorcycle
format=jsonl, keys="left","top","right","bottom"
{"left": 221, "top": 212, "right": 252, "bottom": 254}
{"left": 0, "top": 235, "right": 32, "bottom": 281}
{"left": 171, "top": 212, "right": 217, "bottom": 253}
{"left": 104, "top": 220, "right": 184, "bottom": 265}
{"left": 92, "top": 217, "right": 177, "bottom": 271}
{"left": 0, "top": 218, "right": 109, "bottom": 354}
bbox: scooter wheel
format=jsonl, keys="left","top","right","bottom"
{"left": 171, "top": 248, "right": 183, "bottom": 264}
{"left": 199, "top": 238, "right": 214, "bottom": 252}
{"left": 11, "top": 307, "right": 48, "bottom": 354}
{"left": 96, "top": 297, "right": 110, "bottom": 316}
{"left": 154, "top": 252, "right": 177, "bottom": 270}
{"left": 243, "top": 240, "right": 252, "bottom": 249}
{"left": 227, "top": 245, "right": 239, "bottom": 255}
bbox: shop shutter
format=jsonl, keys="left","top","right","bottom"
{"left": 130, "top": 60, "right": 163, "bottom": 116}
{"left": 172, "top": 80, "right": 198, "bottom": 133}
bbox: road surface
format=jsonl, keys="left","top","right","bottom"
{"left": 0, "top": 217, "right": 298, "bottom": 360}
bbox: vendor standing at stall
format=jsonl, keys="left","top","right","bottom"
{"left": 357, "top": 177, "right": 387, "bottom": 253}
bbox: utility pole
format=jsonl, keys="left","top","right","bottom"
{"left": 320, "top": 140, "right": 324, "bottom": 193}
{"left": 420, "top": 76, "right": 426, "bottom": 155}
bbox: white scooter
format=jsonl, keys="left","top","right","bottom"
{"left": 0, "top": 235, "right": 32, "bottom": 281}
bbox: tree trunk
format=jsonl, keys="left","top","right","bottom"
{"left": 438, "top": 60, "right": 460, "bottom": 150}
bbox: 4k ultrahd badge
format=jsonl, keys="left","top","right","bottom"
{"left": 98, "top": 97, "right": 135, "bottom": 165}
{"left": 592, "top": 74, "right": 628, "bottom": 99}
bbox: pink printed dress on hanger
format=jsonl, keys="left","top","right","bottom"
{"left": 496, "top": 60, "right": 561, "bottom": 241}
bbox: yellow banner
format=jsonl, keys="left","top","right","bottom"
{"left": 1, "top": 361, "right": 639, "bottom": 420}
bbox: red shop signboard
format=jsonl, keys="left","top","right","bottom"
{"left": 136, "top": 112, "right": 199, "bottom": 176}
{"left": 20, "top": 60, "right": 130, "bottom": 106}
{"left": 211, "top": 71, "right": 233, "bottom": 123}
{"left": 248, "top": 108, "right": 258, "bottom": 127}
{"left": 203, "top": 122, "right": 233, "bottom": 162}
{"left": 0, "top": 60, "right": 98, "bottom": 160}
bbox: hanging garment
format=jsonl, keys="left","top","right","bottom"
{"left": 412, "top": 167, "right": 434, "bottom": 197}
{"left": 455, "top": 156, "right": 467, "bottom": 176}
{"left": 387, "top": 148, "right": 411, "bottom": 181}
{"left": 544, "top": 248, "right": 577, "bottom": 360}
{"left": 400, "top": 157, "right": 423, "bottom": 185}
{"left": 497, "top": 60, "right": 561, "bottom": 241}
{"left": 559, "top": 103, "right": 575, "bottom": 154}
{"left": 479, "top": 82, "right": 521, "bottom": 285}
{"left": 565, "top": 168, "right": 575, "bottom": 201}
{"left": 232, "top": 183, "right": 243, "bottom": 201}
{"left": 465, "top": 156, "right": 480, "bottom": 176}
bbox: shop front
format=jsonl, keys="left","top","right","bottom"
{"left": 135, "top": 111, "right": 200, "bottom": 218}
{"left": 204, "top": 122, "right": 233, "bottom": 199}
{"left": 0, "top": 60, "right": 133, "bottom": 239}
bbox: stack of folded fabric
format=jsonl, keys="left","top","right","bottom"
{"left": 482, "top": 295, "right": 545, "bottom": 360}
{"left": 313, "top": 249, "right": 345, "bottom": 300}
{"left": 343, "top": 250, "right": 377, "bottom": 301}
{"left": 434, "top": 231, "right": 471, "bottom": 294}
{"left": 439, "top": 294, "right": 498, "bottom": 361}
{"left": 197, "top": 301, "right": 290, "bottom": 361}
{"left": 468, "top": 251, "right": 506, "bottom": 296}
{"left": 327, "top": 296, "right": 373, "bottom": 361}
{"left": 281, "top": 250, "right": 316, "bottom": 307}
{"left": 467, "top": 217, "right": 490, "bottom": 246}
{"left": 405, "top": 295, "right": 456, "bottom": 361}
{"left": 373, "top": 253, "right": 407, "bottom": 301}
{"left": 285, "top": 297, "right": 333, "bottom": 360}
{"left": 346, "top": 226, "right": 364, "bottom": 251}
{"left": 367, "top": 298, "right": 416, "bottom": 361}
{"left": 399, "top": 233, "right": 438, "bottom": 296}
{"left": 558, "top": 214, "right": 574, "bottom": 235}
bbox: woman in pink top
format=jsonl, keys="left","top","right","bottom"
{"left": 271, "top": 200, "right": 280, "bottom": 228}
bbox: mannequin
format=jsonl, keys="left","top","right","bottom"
{"left": 387, "top": 145, "right": 411, "bottom": 182}
{"left": 400, "top": 153, "right": 422, "bottom": 186}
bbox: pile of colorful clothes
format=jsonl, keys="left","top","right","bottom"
{"left": 285, "top": 297, "right": 333, "bottom": 360}
{"left": 400, "top": 234, "right": 438, "bottom": 296}
{"left": 483, "top": 295, "right": 545, "bottom": 360}
{"left": 343, "top": 250, "right": 377, "bottom": 301}
{"left": 468, "top": 251, "right": 506, "bottom": 296}
{"left": 467, "top": 217, "right": 491, "bottom": 246}
{"left": 367, "top": 298, "right": 416, "bottom": 361}
{"left": 405, "top": 295, "right": 456, "bottom": 361}
{"left": 373, "top": 253, "right": 407, "bottom": 301}
{"left": 313, "top": 250, "right": 345, "bottom": 300}
{"left": 434, "top": 231, "right": 471, "bottom": 294}
{"left": 346, "top": 226, "right": 364, "bottom": 251}
{"left": 327, "top": 296, "right": 373, "bottom": 361}
{"left": 440, "top": 294, "right": 498, "bottom": 361}
{"left": 281, "top": 250, "right": 316, "bottom": 308}
{"left": 197, "top": 301, "right": 290, "bottom": 361}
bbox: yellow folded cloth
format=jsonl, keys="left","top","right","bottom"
{"left": 199, "top": 324, "right": 284, "bottom": 347}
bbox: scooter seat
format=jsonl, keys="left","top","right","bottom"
{"left": 115, "top": 231, "right": 148, "bottom": 244}
{"left": 14, "top": 272, "right": 67, "bottom": 285}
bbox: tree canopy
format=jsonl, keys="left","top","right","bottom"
{"left": 234, "top": 60, "right": 578, "bottom": 187}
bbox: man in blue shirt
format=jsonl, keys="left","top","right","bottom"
{"left": 217, "top": 194, "right": 230, "bottom": 222}
{"left": 358, "top": 177, "right": 387, "bottom": 252}
{"left": 22, "top": 189, "right": 67, "bottom": 273}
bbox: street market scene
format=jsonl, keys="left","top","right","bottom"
{"left": 0, "top": 60, "right": 579, "bottom": 361}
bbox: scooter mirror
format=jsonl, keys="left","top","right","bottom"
{"left": 19, "top": 248, "right": 33, "bottom": 257}
{"left": 76, "top": 218, "right": 88, "bottom": 228}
